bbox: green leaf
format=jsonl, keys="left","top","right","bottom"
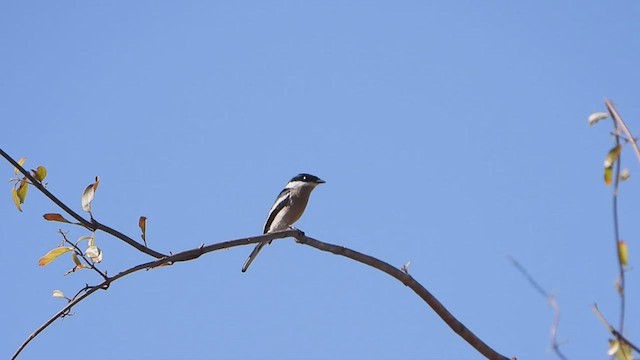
{"left": 43, "top": 213, "right": 71, "bottom": 223}
{"left": 38, "top": 247, "right": 72, "bottom": 266}
{"left": 33, "top": 166, "right": 47, "bottom": 182}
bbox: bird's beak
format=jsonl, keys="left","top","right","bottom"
{"left": 317, "top": 179, "right": 326, "bottom": 184}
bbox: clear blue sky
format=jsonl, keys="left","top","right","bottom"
{"left": 2, "top": 2, "right": 640, "bottom": 359}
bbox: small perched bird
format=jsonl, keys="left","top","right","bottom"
{"left": 242, "top": 173, "right": 325, "bottom": 272}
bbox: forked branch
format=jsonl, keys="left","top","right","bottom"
{"left": 3, "top": 148, "right": 510, "bottom": 360}
{"left": 0, "top": 148, "right": 166, "bottom": 259}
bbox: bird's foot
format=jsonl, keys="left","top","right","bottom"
{"left": 290, "top": 226, "right": 306, "bottom": 243}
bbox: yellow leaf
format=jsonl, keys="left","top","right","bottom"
{"left": 43, "top": 213, "right": 71, "bottom": 223}
{"left": 13, "top": 157, "right": 26, "bottom": 175}
{"left": 604, "top": 145, "right": 622, "bottom": 185}
{"left": 16, "top": 178, "right": 28, "bottom": 203}
{"left": 38, "top": 247, "right": 72, "bottom": 266}
{"left": 76, "top": 235, "right": 93, "bottom": 244}
{"left": 33, "top": 166, "right": 47, "bottom": 182}
{"left": 618, "top": 240, "right": 628, "bottom": 267}
{"left": 81, "top": 176, "right": 100, "bottom": 213}
{"left": 11, "top": 179, "right": 28, "bottom": 212}
{"left": 11, "top": 186, "right": 22, "bottom": 212}
{"left": 67, "top": 252, "right": 87, "bottom": 276}
{"left": 609, "top": 339, "right": 634, "bottom": 360}
{"left": 72, "top": 252, "right": 82, "bottom": 267}
{"left": 604, "top": 167, "right": 613, "bottom": 186}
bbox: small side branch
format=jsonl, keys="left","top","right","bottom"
{"left": 508, "top": 256, "right": 567, "bottom": 360}
{"left": 606, "top": 100, "right": 640, "bottom": 163}
{"left": 593, "top": 304, "right": 640, "bottom": 354}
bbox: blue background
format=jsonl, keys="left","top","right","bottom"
{"left": 2, "top": 1, "right": 639, "bottom": 359}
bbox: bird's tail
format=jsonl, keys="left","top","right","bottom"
{"left": 242, "top": 242, "right": 267, "bottom": 272}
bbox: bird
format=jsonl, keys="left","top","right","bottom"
{"left": 242, "top": 173, "right": 325, "bottom": 272}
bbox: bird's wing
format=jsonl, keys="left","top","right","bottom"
{"left": 262, "top": 188, "right": 291, "bottom": 234}
{"left": 242, "top": 189, "right": 291, "bottom": 272}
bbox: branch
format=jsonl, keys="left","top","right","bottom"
{"left": 605, "top": 102, "right": 626, "bottom": 334}
{"left": 0, "top": 148, "right": 166, "bottom": 259}
{"left": 593, "top": 304, "right": 640, "bottom": 354}
{"left": 92, "top": 219, "right": 165, "bottom": 259}
{"left": 508, "top": 256, "right": 567, "bottom": 360}
{"left": 606, "top": 99, "right": 640, "bottom": 163}
{"left": 12, "top": 230, "right": 511, "bottom": 360}
{"left": 297, "top": 235, "right": 510, "bottom": 360}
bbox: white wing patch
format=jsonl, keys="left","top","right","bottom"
{"left": 263, "top": 188, "right": 291, "bottom": 234}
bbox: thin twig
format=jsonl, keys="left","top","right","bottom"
{"left": 508, "top": 256, "right": 549, "bottom": 298}
{"left": 605, "top": 102, "right": 626, "bottom": 334}
{"left": 606, "top": 100, "right": 640, "bottom": 163}
{"left": 508, "top": 256, "right": 567, "bottom": 360}
{"left": 12, "top": 230, "right": 511, "bottom": 360}
{"left": 0, "top": 148, "right": 166, "bottom": 259}
{"left": 92, "top": 219, "right": 165, "bottom": 259}
{"left": 59, "top": 230, "right": 109, "bottom": 281}
{"left": 593, "top": 304, "right": 640, "bottom": 354}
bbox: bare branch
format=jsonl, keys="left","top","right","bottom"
{"left": 12, "top": 230, "right": 511, "bottom": 360}
{"left": 297, "top": 235, "right": 510, "bottom": 360}
{"left": 509, "top": 256, "right": 567, "bottom": 360}
{"left": 92, "top": 219, "right": 165, "bottom": 258}
{"left": 606, "top": 99, "right": 640, "bottom": 163}
{"left": 593, "top": 304, "right": 640, "bottom": 354}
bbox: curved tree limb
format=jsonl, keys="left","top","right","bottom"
{"left": 4, "top": 148, "right": 510, "bottom": 359}
{"left": 298, "top": 235, "right": 511, "bottom": 360}
{"left": 12, "top": 229, "right": 511, "bottom": 360}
